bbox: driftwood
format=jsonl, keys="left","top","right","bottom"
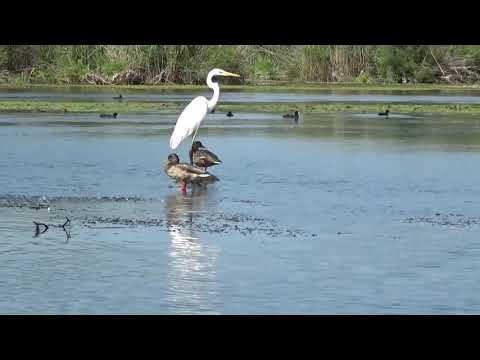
{"left": 151, "top": 70, "right": 166, "bottom": 85}
{"left": 83, "top": 73, "right": 112, "bottom": 85}
{"left": 111, "top": 70, "right": 143, "bottom": 85}
{"left": 33, "top": 216, "right": 71, "bottom": 242}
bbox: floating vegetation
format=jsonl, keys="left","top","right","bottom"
{"left": 2, "top": 100, "right": 480, "bottom": 114}
{"left": 83, "top": 213, "right": 312, "bottom": 238}
{"left": 404, "top": 213, "right": 480, "bottom": 228}
{"left": 0, "top": 194, "right": 315, "bottom": 239}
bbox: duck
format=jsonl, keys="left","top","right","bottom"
{"left": 283, "top": 110, "right": 299, "bottom": 121}
{"left": 226, "top": 111, "right": 234, "bottom": 117}
{"left": 210, "top": 108, "right": 215, "bottom": 114}
{"left": 164, "top": 153, "right": 217, "bottom": 193}
{"left": 378, "top": 109, "right": 390, "bottom": 117}
{"left": 191, "top": 172, "right": 219, "bottom": 187}
{"left": 113, "top": 94, "right": 123, "bottom": 100}
{"left": 189, "top": 141, "right": 222, "bottom": 171}
{"left": 99, "top": 112, "right": 118, "bottom": 118}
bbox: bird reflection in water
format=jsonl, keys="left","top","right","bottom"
{"left": 165, "top": 185, "right": 211, "bottom": 242}
{"left": 164, "top": 186, "right": 221, "bottom": 313}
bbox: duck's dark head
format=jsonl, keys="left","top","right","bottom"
{"left": 167, "top": 153, "right": 180, "bottom": 165}
{"left": 294, "top": 111, "right": 299, "bottom": 116}
{"left": 191, "top": 141, "right": 203, "bottom": 151}
{"left": 113, "top": 112, "right": 118, "bottom": 117}
{"left": 386, "top": 109, "right": 390, "bottom": 114}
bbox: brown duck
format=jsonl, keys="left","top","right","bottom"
{"left": 189, "top": 141, "right": 222, "bottom": 171}
{"left": 164, "top": 153, "right": 217, "bottom": 193}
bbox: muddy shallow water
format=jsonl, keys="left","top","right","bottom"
{"left": 2, "top": 108, "right": 480, "bottom": 314}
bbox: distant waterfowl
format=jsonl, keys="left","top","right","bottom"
{"left": 283, "top": 110, "right": 299, "bottom": 121}
{"left": 226, "top": 111, "right": 234, "bottom": 117}
{"left": 189, "top": 141, "right": 222, "bottom": 170}
{"left": 113, "top": 94, "right": 123, "bottom": 100}
{"left": 99, "top": 112, "right": 118, "bottom": 118}
{"left": 378, "top": 109, "right": 390, "bottom": 117}
{"left": 164, "top": 153, "right": 216, "bottom": 194}
{"left": 210, "top": 108, "right": 215, "bottom": 113}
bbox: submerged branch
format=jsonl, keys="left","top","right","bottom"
{"left": 33, "top": 216, "right": 72, "bottom": 242}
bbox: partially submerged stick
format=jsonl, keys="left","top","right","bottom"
{"left": 33, "top": 216, "right": 71, "bottom": 241}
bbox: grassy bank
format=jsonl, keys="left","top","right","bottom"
{"left": 1, "top": 100, "right": 480, "bottom": 114}
{"left": 2, "top": 45, "right": 480, "bottom": 85}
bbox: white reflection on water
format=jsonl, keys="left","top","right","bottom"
{"left": 164, "top": 187, "right": 222, "bottom": 314}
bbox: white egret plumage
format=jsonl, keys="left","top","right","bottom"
{"left": 169, "top": 68, "right": 240, "bottom": 150}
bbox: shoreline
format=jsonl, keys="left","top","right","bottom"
{"left": 1, "top": 83, "right": 480, "bottom": 114}
{"left": 0, "top": 101, "right": 480, "bottom": 114}
{"left": 2, "top": 83, "right": 480, "bottom": 93}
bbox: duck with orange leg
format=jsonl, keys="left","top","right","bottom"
{"left": 164, "top": 153, "right": 217, "bottom": 194}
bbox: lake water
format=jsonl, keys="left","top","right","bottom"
{"left": 2, "top": 87, "right": 480, "bottom": 104}
{"left": 1, "top": 93, "right": 480, "bottom": 314}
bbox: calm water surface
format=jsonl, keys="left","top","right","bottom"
{"left": 2, "top": 87, "right": 480, "bottom": 104}
{"left": 1, "top": 99, "right": 480, "bottom": 314}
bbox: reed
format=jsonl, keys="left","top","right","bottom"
{"left": 1, "top": 45, "right": 480, "bottom": 85}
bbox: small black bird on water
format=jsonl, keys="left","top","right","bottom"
{"left": 378, "top": 109, "right": 390, "bottom": 117}
{"left": 283, "top": 110, "right": 299, "bottom": 122}
{"left": 210, "top": 108, "right": 215, "bottom": 113}
{"left": 100, "top": 112, "right": 118, "bottom": 118}
{"left": 113, "top": 94, "right": 123, "bottom": 100}
{"left": 226, "top": 111, "right": 234, "bottom": 117}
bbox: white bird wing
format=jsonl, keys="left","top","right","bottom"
{"left": 170, "top": 96, "right": 208, "bottom": 149}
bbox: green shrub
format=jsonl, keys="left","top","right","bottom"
{"left": 355, "top": 71, "right": 371, "bottom": 83}
{"left": 414, "top": 67, "right": 438, "bottom": 83}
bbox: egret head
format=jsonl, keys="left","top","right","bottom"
{"left": 208, "top": 68, "right": 241, "bottom": 81}
{"left": 208, "top": 69, "right": 240, "bottom": 77}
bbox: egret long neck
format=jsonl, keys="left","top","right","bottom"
{"left": 206, "top": 74, "right": 219, "bottom": 112}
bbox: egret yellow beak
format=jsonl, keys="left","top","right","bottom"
{"left": 223, "top": 71, "right": 241, "bottom": 78}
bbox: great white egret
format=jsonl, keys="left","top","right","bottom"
{"left": 169, "top": 68, "right": 240, "bottom": 150}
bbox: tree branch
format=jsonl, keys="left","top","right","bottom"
{"left": 430, "top": 47, "right": 446, "bottom": 76}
